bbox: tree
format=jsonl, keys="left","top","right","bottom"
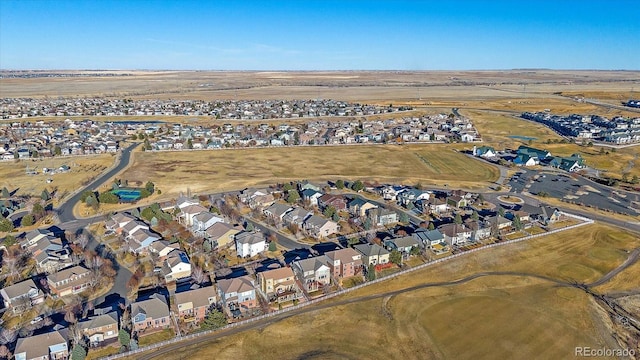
{"left": 498, "top": 207, "right": 505, "bottom": 217}
{"left": 31, "top": 203, "right": 46, "bottom": 221}
{"left": 331, "top": 212, "right": 340, "bottom": 222}
{"left": 1, "top": 187, "right": 9, "bottom": 198}
{"left": 71, "top": 345, "right": 86, "bottom": 360}
{"left": 365, "top": 264, "right": 376, "bottom": 281}
{"left": 201, "top": 309, "right": 228, "bottom": 330}
{"left": 282, "top": 183, "right": 294, "bottom": 191}
{"left": 54, "top": 145, "right": 62, "bottom": 156}
{"left": 118, "top": 329, "right": 131, "bottom": 348}
{"left": 335, "top": 180, "right": 345, "bottom": 189}
{"left": 389, "top": 250, "right": 402, "bottom": 265}
{"left": 454, "top": 213, "right": 463, "bottom": 225}
{"left": 41, "top": 189, "right": 50, "bottom": 201}
{"left": 99, "top": 191, "right": 119, "bottom": 204}
{"left": 471, "top": 211, "right": 479, "bottom": 221}
{"left": 428, "top": 222, "right": 435, "bottom": 231}
{"left": 268, "top": 241, "right": 277, "bottom": 251}
{"left": 0, "top": 216, "right": 14, "bottom": 232}
{"left": 0, "top": 345, "right": 10, "bottom": 359}
{"left": 187, "top": 138, "right": 193, "bottom": 149}
{"left": 323, "top": 206, "right": 336, "bottom": 218}
{"left": 21, "top": 214, "right": 34, "bottom": 227}
{"left": 513, "top": 215, "right": 523, "bottom": 230}
{"left": 477, "top": 194, "right": 484, "bottom": 204}
{"left": 286, "top": 190, "right": 300, "bottom": 204}
{"left": 351, "top": 180, "right": 364, "bottom": 192}
{"left": 2, "top": 234, "right": 16, "bottom": 247}
{"left": 363, "top": 218, "right": 372, "bottom": 231}
{"left": 145, "top": 181, "right": 155, "bottom": 194}
{"left": 632, "top": 175, "right": 639, "bottom": 184}
{"left": 79, "top": 190, "right": 96, "bottom": 203}
{"left": 410, "top": 246, "right": 421, "bottom": 256}
{"left": 191, "top": 266, "right": 207, "bottom": 284}
{"left": 245, "top": 222, "right": 254, "bottom": 231}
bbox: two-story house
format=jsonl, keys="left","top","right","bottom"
{"left": 131, "top": 294, "right": 171, "bottom": 332}
{"left": 162, "top": 250, "right": 192, "bottom": 282}
{"left": 205, "top": 222, "right": 241, "bottom": 249}
{"left": 234, "top": 231, "right": 267, "bottom": 258}
{"left": 291, "top": 256, "right": 331, "bottom": 292}
{"left": 1, "top": 279, "right": 45, "bottom": 314}
{"left": 353, "top": 243, "right": 390, "bottom": 266}
{"left": 174, "top": 286, "right": 218, "bottom": 323}
{"left": 257, "top": 266, "right": 302, "bottom": 303}
{"left": 191, "top": 211, "right": 223, "bottom": 236}
{"left": 14, "top": 329, "right": 69, "bottom": 360}
{"left": 79, "top": 311, "right": 119, "bottom": 346}
{"left": 347, "top": 198, "right": 378, "bottom": 218}
{"left": 367, "top": 208, "right": 398, "bottom": 226}
{"left": 217, "top": 276, "right": 258, "bottom": 312}
{"left": 47, "top": 265, "right": 93, "bottom": 298}
{"left": 303, "top": 215, "right": 339, "bottom": 238}
{"left": 324, "top": 248, "right": 363, "bottom": 280}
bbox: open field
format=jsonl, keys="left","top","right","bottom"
{"left": 118, "top": 144, "right": 500, "bottom": 197}
{"left": 155, "top": 223, "right": 639, "bottom": 360}
{"left": 0, "top": 154, "right": 116, "bottom": 202}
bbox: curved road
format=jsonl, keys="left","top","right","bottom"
{"left": 57, "top": 142, "right": 139, "bottom": 223}
{"left": 136, "top": 246, "right": 640, "bottom": 360}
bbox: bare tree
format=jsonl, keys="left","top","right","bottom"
{"left": 191, "top": 265, "right": 206, "bottom": 284}
{"left": 76, "top": 233, "right": 89, "bottom": 250}
{"left": 0, "top": 328, "right": 17, "bottom": 345}
{"left": 0, "top": 344, "right": 11, "bottom": 359}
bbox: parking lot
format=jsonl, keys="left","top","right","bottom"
{"left": 508, "top": 170, "right": 639, "bottom": 216}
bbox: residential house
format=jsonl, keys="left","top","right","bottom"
{"left": 257, "top": 266, "right": 302, "bottom": 303}
{"left": 367, "top": 208, "right": 398, "bottom": 227}
{"left": 263, "top": 203, "right": 293, "bottom": 222}
{"left": 79, "top": 311, "right": 119, "bottom": 346}
{"left": 174, "top": 286, "right": 218, "bottom": 323}
{"left": 162, "top": 250, "right": 192, "bottom": 282}
{"left": 282, "top": 207, "right": 312, "bottom": 228}
{"left": 234, "top": 231, "right": 267, "bottom": 258}
{"left": 301, "top": 188, "right": 323, "bottom": 206}
{"left": 380, "top": 185, "right": 405, "bottom": 201}
{"left": 298, "top": 180, "right": 321, "bottom": 192}
{"left": 353, "top": 243, "right": 390, "bottom": 266}
{"left": 486, "top": 215, "right": 513, "bottom": 231}
{"left": 178, "top": 204, "right": 208, "bottom": 226}
{"left": 217, "top": 275, "right": 258, "bottom": 311}
{"left": 324, "top": 248, "right": 363, "bottom": 279}
{"left": 397, "top": 188, "right": 430, "bottom": 207}
{"left": 464, "top": 220, "right": 492, "bottom": 241}
{"left": 517, "top": 145, "right": 551, "bottom": 160}
{"left": 348, "top": 197, "right": 378, "bottom": 218}
{"left": 384, "top": 236, "right": 420, "bottom": 254}
{"left": 428, "top": 197, "right": 449, "bottom": 214}
{"left": 121, "top": 219, "right": 149, "bottom": 238}
{"left": 47, "top": 265, "right": 93, "bottom": 297}
{"left": 0, "top": 279, "right": 45, "bottom": 313}
{"left": 105, "top": 212, "right": 137, "bottom": 232}
{"left": 149, "top": 240, "right": 180, "bottom": 259}
{"left": 239, "top": 188, "right": 275, "bottom": 209}
{"left": 32, "top": 236, "right": 72, "bottom": 274}
{"left": 537, "top": 206, "right": 561, "bottom": 225}
{"left": 20, "top": 228, "right": 56, "bottom": 249}
{"left": 291, "top": 256, "right": 331, "bottom": 292}
{"left": 473, "top": 145, "right": 497, "bottom": 158}
{"left": 446, "top": 195, "right": 467, "bottom": 208}
{"left": 438, "top": 223, "right": 472, "bottom": 246}
{"left": 303, "top": 215, "right": 339, "bottom": 238}
{"left": 131, "top": 294, "right": 171, "bottom": 332}
{"left": 128, "top": 228, "right": 162, "bottom": 254}
{"left": 318, "top": 194, "right": 347, "bottom": 211}
{"left": 14, "top": 330, "right": 69, "bottom": 360}
{"left": 192, "top": 211, "right": 223, "bottom": 236}
{"left": 513, "top": 153, "right": 538, "bottom": 167}
{"left": 413, "top": 228, "right": 446, "bottom": 248}
{"left": 205, "top": 222, "right": 241, "bottom": 249}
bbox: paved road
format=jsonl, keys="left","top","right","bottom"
{"left": 56, "top": 142, "right": 139, "bottom": 223}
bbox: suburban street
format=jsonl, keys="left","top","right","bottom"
{"left": 56, "top": 142, "right": 139, "bottom": 223}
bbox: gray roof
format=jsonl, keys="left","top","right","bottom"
{"left": 234, "top": 231, "right": 265, "bottom": 245}
{"left": 15, "top": 330, "right": 68, "bottom": 359}
{"left": 0, "top": 279, "right": 39, "bottom": 300}
{"left": 304, "top": 214, "right": 330, "bottom": 228}
{"left": 174, "top": 286, "right": 217, "bottom": 308}
{"left": 79, "top": 311, "right": 118, "bottom": 331}
{"left": 131, "top": 294, "right": 169, "bottom": 320}
{"left": 265, "top": 203, "right": 293, "bottom": 218}
{"left": 293, "top": 256, "right": 330, "bottom": 273}
{"left": 217, "top": 276, "right": 255, "bottom": 295}
{"left": 353, "top": 243, "right": 390, "bottom": 257}
{"left": 386, "top": 236, "right": 419, "bottom": 248}
{"left": 25, "top": 228, "right": 54, "bottom": 242}
{"left": 47, "top": 265, "right": 91, "bottom": 284}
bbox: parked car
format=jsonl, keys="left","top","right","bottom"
{"left": 30, "top": 316, "right": 43, "bottom": 325}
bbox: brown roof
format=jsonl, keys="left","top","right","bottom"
{"left": 258, "top": 266, "right": 294, "bottom": 282}
{"left": 217, "top": 276, "right": 255, "bottom": 295}
{"left": 325, "top": 248, "right": 362, "bottom": 265}
{"left": 205, "top": 222, "right": 240, "bottom": 239}
{"left": 174, "top": 286, "right": 217, "bottom": 309}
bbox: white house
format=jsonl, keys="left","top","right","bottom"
{"left": 234, "top": 231, "right": 267, "bottom": 258}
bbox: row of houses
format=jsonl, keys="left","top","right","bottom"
{"left": 0, "top": 98, "right": 405, "bottom": 119}
{"left": 474, "top": 145, "right": 587, "bottom": 172}
{"left": 521, "top": 112, "right": 640, "bottom": 144}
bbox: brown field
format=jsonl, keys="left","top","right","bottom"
{"left": 117, "top": 144, "right": 499, "bottom": 198}
{"left": 158, "top": 223, "right": 639, "bottom": 360}
{"left": 0, "top": 154, "right": 116, "bottom": 203}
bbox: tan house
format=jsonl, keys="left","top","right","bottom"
{"left": 324, "top": 248, "right": 363, "bottom": 279}
{"left": 257, "top": 266, "right": 302, "bottom": 303}
{"left": 47, "top": 265, "right": 92, "bottom": 297}
{"left": 217, "top": 276, "right": 258, "bottom": 311}
{"left": 79, "top": 311, "right": 119, "bottom": 346}
{"left": 205, "top": 222, "right": 241, "bottom": 249}
{"left": 353, "top": 244, "right": 390, "bottom": 266}
{"left": 174, "top": 286, "right": 218, "bottom": 323}
{"left": 303, "top": 215, "right": 340, "bottom": 238}
{"left": 131, "top": 294, "right": 171, "bottom": 332}
{"left": 14, "top": 329, "right": 69, "bottom": 360}
{"left": 162, "top": 250, "right": 191, "bottom": 282}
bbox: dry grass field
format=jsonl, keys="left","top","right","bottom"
{"left": 158, "top": 223, "right": 638, "bottom": 360}
{"left": 118, "top": 144, "right": 499, "bottom": 197}
{"left": 0, "top": 154, "right": 116, "bottom": 203}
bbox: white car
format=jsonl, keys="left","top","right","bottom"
{"left": 30, "top": 316, "right": 43, "bottom": 325}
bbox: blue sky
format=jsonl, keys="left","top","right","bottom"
{"left": 1, "top": 0, "right": 638, "bottom": 70}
